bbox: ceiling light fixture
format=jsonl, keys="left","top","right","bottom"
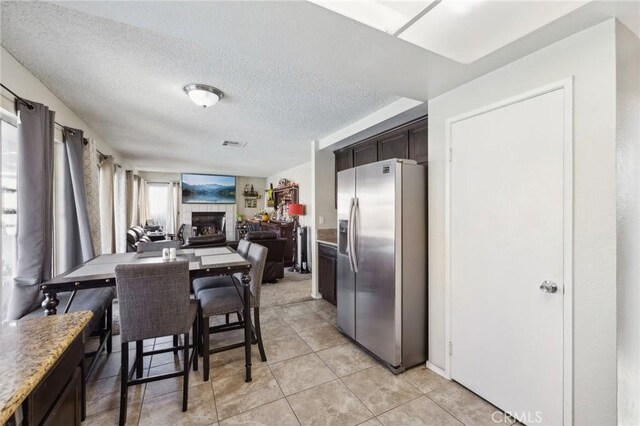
{"left": 183, "top": 84, "right": 224, "bottom": 108}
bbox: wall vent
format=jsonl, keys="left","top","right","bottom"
{"left": 221, "top": 140, "right": 247, "bottom": 148}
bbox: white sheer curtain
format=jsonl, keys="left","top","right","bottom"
{"left": 98, "top": 157, "right": 114, "bottom": 254}
{"left": 166, "top": 182, "right": 180, "bottom": 234}
{"left": 113, "top": 166, "right": 126, "bottom": 253}
{"left": 138, "top": 178, "right": 149, "bottom": 226}
{"left": 130, "top": 174, "right": 140, "bottom": 226}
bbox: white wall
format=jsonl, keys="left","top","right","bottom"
{"left": 236, "top": 176, "right": 265, "bottom": 220}
{"left": 312, "top": 144, "right": 337, "bottom": 231}
{"left": 428, "top": 20, "right": 618, "bottom": 424}
{"left": 0, "top": 47, "right": 123, "bottom": 163}
{"left": 615, "top": 22, "right": 640, "bottom": 426}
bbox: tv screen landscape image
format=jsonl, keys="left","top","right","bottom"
{"left": 181, "top": 173, "right": 236, "bottom": 204}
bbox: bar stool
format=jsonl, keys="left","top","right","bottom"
{"left": 115, "top": 261, "right": 198, "bottom": 425}
{"left": 197, "top": 243, "right": 268, "bottom": 381}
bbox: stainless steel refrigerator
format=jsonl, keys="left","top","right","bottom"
{"left": 337, "top": 158, "right": 426, "bottom": 373}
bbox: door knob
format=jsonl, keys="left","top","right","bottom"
{"left": 539, "top": 280, "right": 558, "bottom": 294}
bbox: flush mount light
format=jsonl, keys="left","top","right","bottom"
{"left": 183, "top": 84, "right": 224, "bottom": 108}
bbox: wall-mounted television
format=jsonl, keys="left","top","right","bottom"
{"left": 181, "top": 173, "right": 236, "bottom": 204}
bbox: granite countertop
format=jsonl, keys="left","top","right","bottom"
{"left": 317, "top": 228, "right": 337, "bottom": 246}
{"left": 0, "top": 311, "right": 93, "bottom": 424}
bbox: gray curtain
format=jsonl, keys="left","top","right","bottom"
{"left": 83, "top": 138, "right": 101, "bottom": 254}
{"left": 7, "top": 101, "right": 54, "bottom": 320}
{"left": 58, "top": 127, "right": 95, "bottom": 273}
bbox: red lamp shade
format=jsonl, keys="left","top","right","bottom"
{"left": 288, "top": 203, "right": 305, "bottom": 216}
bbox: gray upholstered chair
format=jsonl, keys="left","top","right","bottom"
{"left": 136, "top": 239, "right": 182, "bottom": 253}
{"left": 197, "top": 243, "right": 268, "bottom": 381}
{"left": 115, "top": 261, "right": 198, "bottom": 425}
{"left": 191, "top": 239, "right": 252, "bottom": 296}
{"left": 237, "top": 239, "right": 251, "bottom": 258}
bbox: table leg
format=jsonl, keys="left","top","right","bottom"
{"left": 242, "top": 271, "right": 252, "bottom": 383}
{"left": 42, "top": 290, "right": 59, "bottom": 316}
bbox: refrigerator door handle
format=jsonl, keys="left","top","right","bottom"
{"left": 351, "top": 198, "right": 359, "bottom": 273}
{"left": 347, "top": 197, "right": 355, "bottom": 272}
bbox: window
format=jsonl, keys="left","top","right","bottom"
{"left": 147, "top": 183, "right": 169, "bottom": 229}
{"left": 1, "top": 114, "right": 18, "bottom": 321}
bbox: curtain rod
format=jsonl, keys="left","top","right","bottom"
{"left": 0, "top": 83, "right": 77, "bottom": 134}
{"left": 1, "top": 82, "right": 117, "bottom": 164}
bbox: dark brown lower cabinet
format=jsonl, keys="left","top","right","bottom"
{"left": 318, "top": 243, "right": 337, "bottom": 305}
{"left": 24, "top": 336, "right": 83, "bottom": 426}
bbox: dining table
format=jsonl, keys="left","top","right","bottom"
{"left": 39, "top": 246, "right": 255, "bottom": 382}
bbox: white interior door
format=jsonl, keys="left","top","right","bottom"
{"left": 450, "top": 88, "right": 567, "bottom": 425}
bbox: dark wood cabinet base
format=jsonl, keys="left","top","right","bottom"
{"left": 318, "top": 243, "right": 337, "bottom": 306}
{"left": 23, "top": 336, "right": 83, "bottom": 426}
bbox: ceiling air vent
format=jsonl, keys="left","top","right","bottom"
{"left": 221, "top": 141, "right": 246, "bottom": 148}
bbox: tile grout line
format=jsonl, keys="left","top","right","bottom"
{"left": 265, "top": 360, "right": 303, "bottom": 426}
{"left": 423, "top": 391, "right": 470, "bottom": 426}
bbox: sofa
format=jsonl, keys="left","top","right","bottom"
{"left": 126, "top": 226, "right": 152, "bottom": 252}
{"left": 242, "top": 231, "right": 286, "bottom": 283}
{"left": 184, "top": 233, "right": 227, "bottom": 248}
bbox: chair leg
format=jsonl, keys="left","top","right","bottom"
{"left": 254, "top": 307, "right": 267, "bottom": 362}
{"left": 225, "top": 313, "right": 229, "bottom": 324}
{"left": 106, "top": 303, "right": 113, "bottom": 353}
{"left": 202, "top": 310, "right": 210, "bottom": 382}
{"left": 135, "top": 341, "right": 143, "bottom": 379}
{"left": 183, "top": 332, "right": 189, "bottom": 412}
{"left": 119, "top": 342, "right": 129, "bottom": 426}
{"left": 173, "top": 335, "right": 179, "bottom": 355}
{"left": 192, "top": 317, "right": 198, "bottom": 372}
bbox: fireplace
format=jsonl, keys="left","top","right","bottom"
{"left": 191, "top": 212, "right": 226, "bottom": 236}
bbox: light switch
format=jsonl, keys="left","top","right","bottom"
{"left": 319, "top": 216, "right": 325, "bottom": 225}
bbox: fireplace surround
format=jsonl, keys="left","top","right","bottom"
{"left": 191, "top": 212, "right": 226, "bottom": 236}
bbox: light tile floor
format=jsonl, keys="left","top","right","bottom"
{"left": 84, "top": 299, "right": 516, "bottom": 426}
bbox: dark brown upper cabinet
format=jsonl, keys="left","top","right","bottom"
{"left": 409, "top": 119, "right": 428, "bottom": 164}
{"left": 353, "top": 139, "right": 378, "bottom": 167}
{"left": 378, "top": 131, "right": 409, "bottom": 161}
{"left": 333, "top": 115, "right": 427, "bottom": 206}
{"left": 335, "top": 148, "right": 353, "bottom": 174}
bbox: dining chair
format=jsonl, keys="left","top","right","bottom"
{"left": 236, "top": 239, "right": 251, "bottom": 258}
{"left": 196, "top": 243, "right": 268, "bottom": 381}
{"left": 115, "top": 261, "right": 198, "bottom": 425}
{"left": 192, "top": 241, "right": 250, "bottom": 295}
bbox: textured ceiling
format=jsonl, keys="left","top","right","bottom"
{"left": 2, "top": 1, "right": 638, "bottom": 176}
{"left": 0, "top": 1, "right": 401, "bottom": 176}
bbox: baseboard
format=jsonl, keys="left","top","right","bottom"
{"left": 426, "top": 361, "right": 451, "bottom": 380}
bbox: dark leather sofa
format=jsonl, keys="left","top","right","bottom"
{"left": 128, "top": 225, "right": 228, "bottom": 251}
{"left": 242, "top": 231, "right": 286, "bottom": 283}
{"left": 126, "top": 226, "right": 152, "bottom": 252}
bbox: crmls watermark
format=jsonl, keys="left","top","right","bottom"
{"left": 492, "top": 410, "right": 543, "bottom": 424}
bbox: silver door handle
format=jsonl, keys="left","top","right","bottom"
{"left": 351, "top": 198, "right": 359, "bottom": 273}
{"left": 347, "top": 198, "right": 355, "bottom": 272}
{"left": 540, "top": 280, "right": 558, "bottom": 293}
